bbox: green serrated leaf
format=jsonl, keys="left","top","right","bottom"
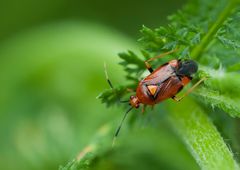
{"left": 195, "top": 87, "right": 240, "bottom": 117}
{"left": 97, "top": 86, "right": 128, "bottom": 107}
{"left": 217, "top": 35, "right": 240, "bottom": 49}
{"left": 118, "top": 51, "right": 145, "bottom": 74}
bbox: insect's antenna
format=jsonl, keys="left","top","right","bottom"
{"left": 112, "top": 107, "right": 133, "bottom": 147}
{"left": 120, "top": 100, "right": 129, "bottom": 103}
{"left": 104, "top": 62, "right": 113, "bottom": 89}
{"left": 104, "top": 62, "right": 130, "bottom": 104}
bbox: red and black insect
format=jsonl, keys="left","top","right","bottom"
{"left": 104, "top": 50, "right": 206, "bottom": 141}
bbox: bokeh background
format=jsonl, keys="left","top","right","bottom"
{"left": 0, "top": 0, "right": 204, "bottom": 170}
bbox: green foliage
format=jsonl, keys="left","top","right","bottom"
{"left": 64, "top": 0, "right": 240, "bottom": 170}
{"left": 194, "top": 70, "right": 240, "bottom": 118}
{"left": 118, "top": 51, "right": 145, "bottom": 74}
{"left": 97, "top": 86, "right": 128, "bottom": 107}
{"left": 195, "top": 87, "right": 240, "bottom": 117}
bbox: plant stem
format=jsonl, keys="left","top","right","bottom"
{"left": 59, "top": 123, "right": 113, "bottom": 170}
{"left": 191, "top": 0, "right": 238, "bottom": 60}
{"left": 167, "top": 98, "right": 240, "bottom": 170}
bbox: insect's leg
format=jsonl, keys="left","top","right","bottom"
{"left": 126, "top": 88, "right": 135, "bottom": 93}
{"left": 172, "top": 77, "right": 207, "bottom": 102}
{"left": 144, "top": 61, "right": 154, "bottom": 73}
{"left": 144, "top": 49, "right": 178, "bottom": 73}
{"left": 142, "top": 104, "right": 147, "bottom": 113}
{"left": 171, "top": 96, "right": 180, "bottom": 102}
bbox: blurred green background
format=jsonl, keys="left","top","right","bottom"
{"left": 0, "top": 0, "right": 203, "bottom": 170}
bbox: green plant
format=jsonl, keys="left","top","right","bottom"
{"left": 60, "top": 0, "right": 240, "bottom": 169}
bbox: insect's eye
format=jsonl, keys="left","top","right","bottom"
{"left": 130, "top": 96, "right": 135, "bottom": 100}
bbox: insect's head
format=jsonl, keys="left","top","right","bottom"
{"left": 129, "top": 96, "right": 140, "bottom": 108}
{"left": 177, "top": 60, "right": 198, "bottom": 77}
